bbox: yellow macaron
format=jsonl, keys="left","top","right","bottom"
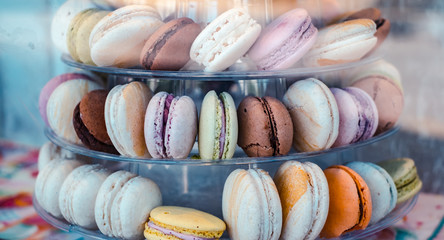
{"left": 144, "top": 206, "right": 226, "bottom": 240}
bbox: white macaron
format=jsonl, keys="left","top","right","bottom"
{"left": 95, "top": 170, "right": 162, "bottom": 239}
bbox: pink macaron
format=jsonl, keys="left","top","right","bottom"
{"left": 331, "top": 87, "right": 379, "bottom": 147}
{"left": 144, "top": 92, "right": 197, "bottom": 159}
{"left": 248, "top": 8, "right": 318, "bottom": 70}
{"left": 39, "top": 73, "right": 94, "bottom": 126}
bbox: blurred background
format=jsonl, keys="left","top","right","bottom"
{"left": 0, "top": 0, "right": 444, "bottom": 193}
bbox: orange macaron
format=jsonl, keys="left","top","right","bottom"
{"left": 320, "top": 165, "right": 372, "bottom": 238}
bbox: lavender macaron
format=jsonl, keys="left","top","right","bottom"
{"left": 331, "top": 87, "right": 379, "bottom": 147}
{"left": 248, "top": 8, "right": 318, "bottom": 70}
{"left": 144, "top": 92, "right": 197, "bottom": 159}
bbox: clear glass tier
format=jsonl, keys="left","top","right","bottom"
{"left": 33, "top": 193, "right": 418, "bottom": 240}
{"left": 62, "top": 54, "right": 381, "bottom": 81}
{"left": 45, "top": 126, "right": 398, "bottom": 166}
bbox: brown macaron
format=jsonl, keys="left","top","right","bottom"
{"left": 237, "top": 96, "right": 293, "bottom": 157}
{"left": 320, "top": 165, "right": 372, "bottom": 238}
{"left": 140, "top": 17, "right": 201, "bottom": 70}
{"left": 345, "top": 8, "right": 391, "bottom": 50}
{"left": 73, "top": 89, "right": 118, "bottom": 154}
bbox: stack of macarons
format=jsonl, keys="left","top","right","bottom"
{"left": 35, "top": 161, "right": 162, "bottom": 239}
{"left": 222, "top": 158, "right": 420, "bottom": 239}
{"left": 53, "top": 1, "right": 392, "bottom": 72}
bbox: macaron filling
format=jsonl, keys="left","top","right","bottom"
{"left": 218, "top": 99, "right": 226, "bottom": 159}
{"left": 160, "top": 94, "right": 175, "bottom": 156}
{"left": 147, "top": 221, "right": 214, "bottom": 240}
{"left": 257, "top": 97, "right": 279, "bottom": 156}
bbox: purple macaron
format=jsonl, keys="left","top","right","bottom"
{"left": 144, "top": 92, "right": 197, "bottom": 159}
{"left": 39, "top": 73, "right": 94, "bottom": 126}
{"left": 247, "top": 8, "right": 318, "bottom": 70}
{"left": 331, "top": 87, "right": 379, "bottom": 147}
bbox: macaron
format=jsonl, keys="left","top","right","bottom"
{"left": 51, "top": 0, "right": 97, "bottom": 53}
{"left": 352, "top": 74, "right": 403, "bottom": 134}
{"left": 89, "top": 5, "right": 164, "bottom": 67}
{"left": 274, "top": 161, "right": 329, "bottom": 240}
{"left": 47, "top": 78, "right": 103, "bottom": 144}
{"left": 331, "top": 87, "right": 379, "bottom": 147}
{"left": 144, "top": 92, "right": 197, "bottom": 159}
{"left": 222, "top": 169, "right": 282, "bottom": 240}
{"left": 237, "top": 96, "right": 293, "bottom": 157}
{"left": 95, "top": 170, "right": 162, "bottom": 239}
{"left": 283, "top": 78, "right": 339, "bottom": 152}
{"left": 320, "top": 165, "right": 372, "bottom": 238}
{"left": 199, "top": 90, "right": 238, "bottom": 160}
{"left": 35, "top": 159, "right": 85, "bottom": 218}
{"left": 73, "top": 90, "right": 118, "bottom": 154}
{"left": 345, "top": 161, "right": 397, "bottom": 225}
{"left": 378, "top": 158, "right": 423, "bottom": 204}
{"left": 105, "top": 82, "right": 153, "bottom": 158}
{"left": 190, "top": 8, "right": 262, "bottom": 72}
{"left": 39, "top": 73, "right": 95, "bottom": 126}
{"left": 38, "top": 141, "right": 74, "bottom": 171}
{"left": 144, "top": 206, "right": 225, "bottom": 240}
{"left": 303, "top": 19, "right": 377, "bottom": 67}
{"left": 343, "top": 8, "right": 391, "bottom": 50}
{"left": 59, "top": 164, "right": 110, "bottom": 229}
{"left": 248, "top": 8, "right": 318, "bottom": 70}
{"left": 140, "top": 17, "right": 201, "bottom": 70}
{"left": 67, "top": 8, "right": 109, "bottom": 65}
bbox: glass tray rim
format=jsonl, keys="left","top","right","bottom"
{"left": 33, "top": 193, "right": 418, "bottom": 240}
{"left": 45, "top": 126, "right": 399, "bottom": 166}
{"left": 62, "top": 54, "right": 382, "bottom": 80}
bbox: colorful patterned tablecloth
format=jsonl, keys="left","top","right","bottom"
{"left": 0, "top": 140, "right": 443, "bottom": 240}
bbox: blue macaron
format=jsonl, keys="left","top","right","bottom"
{"left": 345, "top": 161, "right": 397, "bottom": 224}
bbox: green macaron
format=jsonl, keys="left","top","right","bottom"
{"left": 67, "top": 8, "right": 108, "bottom": 65}
{"left": 378, "top": 158, "right": 422, "bottom": 204}
{"left": 198, "top": 90, "right": 238, "bottom": 160}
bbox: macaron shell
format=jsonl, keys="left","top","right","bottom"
{"left": 47, "top": 79, "right": 103, "bottom": 144}
{"left": 190, "top": 8, "right": 261, "bottom": 72}
{"left": 140, "top": 17, "right": 202, "bottom": 70}
{"left": 220, "top": 92, "right": 238, "bottom": 159}
{"left": 35, "top": 159, "right": 84, "bottom": 218}
{"left": 110, "top": 176, "right": 162, "bottom": 239}
{"left": 237, "top": 97, "right": 275, "bottom": 157}
{"left": 222, "top": 169, "right": 282, "bottom": 240}
{"left": 73, "top": 9, "right": 109, "bottom": 65}
{"left": 346, "top": 161, "right": 397, "bottom": 224}
{"left": 321, "top": 165, "right": 372, "bottom": 238}
{"left": 344, "top": 87, "right": 379, "bottom": 141}
{"left": 105, "top": 82, "right": 153, "bottom": 157}
{"left": 303, "top": 19, "right": 377, "bottom": 67}
{"left": 51, "top": 0, "right": 96, "bottom": 53}
{"left": 397, "top": 176, "right": 422, "bottom": 203}
{"left": 90, "top": 5, "right": 164, "bottom": 67}
{"left": 38, "top": 141, "right": 74, "bottom": 171}
{"left": 331, "top": 88, "right": 360, "bottom": 147}
{"left": 347, "top": 59, "right": 402, "bottom": 91}
{"left": 264, "top": 96, "right": 293, "bottom": 156}
{"left": 39, "top": 73, "right": 93, "bottom": 126}
{"left": 145, "top": 92, "right": 169, "bottom": 158}
{"left": 283, "top": 78, "right": 339, "bottom": 152}
{"left": 165, "top": 96, "right": 197, "bottom": 159}
{"left": 352, "top": 76, "right": 403, "bottom": 134}
{"left": 59, "top": 164, "right": 110, "bottom": 229}
{"left": 67, "top": 9, "right": 96, "bottom": 62}
{"left": 95, "top": 170, "right": 137, "bottom": 237}
{"left": 198, "top": 90, "right": 223, "bottom": 159}
{"left": 79, "top": 90, "right": 112, "bottom": 144}
{"left": 274, "top": 161, "right": 313, "bottom": 240}
{"left": 149, "top": 206, "right": 226, "bottom": 237}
